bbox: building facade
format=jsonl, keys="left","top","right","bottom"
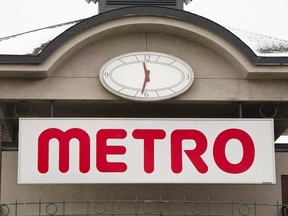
{"left": 1, "top": 6, "right": 288, "bottom": 215}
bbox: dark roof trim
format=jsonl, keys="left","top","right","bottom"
{"left": 0, "top": 6, "right": 286, "bottom": 65}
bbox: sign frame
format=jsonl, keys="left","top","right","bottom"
{"left": 18, "top": 118, "right": 275, "bottom": 184}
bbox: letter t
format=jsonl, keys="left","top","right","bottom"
{"left": 132, "top": 129, "right": 166, "bottom": 174}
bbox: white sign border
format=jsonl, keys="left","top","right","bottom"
{"left": 18, "top": 118, "right": 275, "bottom": 184}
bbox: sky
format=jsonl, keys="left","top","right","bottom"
{"left": 0, "top": 0, "right": 288, "bottom": 40}
{"left": 185, "top": 0, "right": 288, "bottom": 40}
{"left": 0, "top": 0, "right": 97, "bottom": 38}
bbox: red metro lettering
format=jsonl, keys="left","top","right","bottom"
{"left": 213, "top": 129, "right": 255, "bottom": 174}
{"left": 132, "top": 129, "right": 166, "bottom": 173}
{"left": 96, "top": 129, "right": 127, "bottom": 172}
{"left": 37, "top": 128, "right": 255, "bottom": 174}
{"left": 171, "top": 130, "right": 208, "bottom": 174}
{"left": 38, "top": 128, "right": 90, "bottom": 174}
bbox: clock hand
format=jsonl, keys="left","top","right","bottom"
{"left": 141, "top": 71, "right": 150, "bottom": 94}
{"left": 143, "top": 62, "right": 150, "bottom": 82}
{"left": 141, "top": 63, "right": 151, "bottom": 94}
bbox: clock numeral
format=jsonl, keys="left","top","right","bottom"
{"left": 144, "top": 92, "right": 149, "bottom": 97}
{"left": 186, "top": 74, "right": 190, "bottom": 80}
{"left": 145, "top": 55, "right": 151, "bottom": 61}
{"left": 104, "top": 72, "right": 109, "bottom": 78}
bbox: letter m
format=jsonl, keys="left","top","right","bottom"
{"left": 38, "top": 128, "right": 90, "bottom": 174}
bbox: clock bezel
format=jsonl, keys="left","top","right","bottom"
{"left": 99, "top": 51, "right": 194, "bottom": 102}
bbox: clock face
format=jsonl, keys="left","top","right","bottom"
{"left": 99, "top": 51, "right": 194, "bottom": 101}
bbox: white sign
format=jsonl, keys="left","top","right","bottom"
{"left": 18, "top": 118, "right": 275, "bottom": 184}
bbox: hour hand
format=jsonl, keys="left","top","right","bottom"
{"left": 143, "top": 62, "right": 150, "bottom": 82}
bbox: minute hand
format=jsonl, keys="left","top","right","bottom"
{"left": 141, "top": 63, "right": 150, "bottom": 94}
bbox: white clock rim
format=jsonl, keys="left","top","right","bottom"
{"left": 99, "top": 51, "right": 194, "bottom": 102}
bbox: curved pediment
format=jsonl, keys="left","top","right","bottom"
{"left": 0, "top": 7, "right": 288, "bottom": 78}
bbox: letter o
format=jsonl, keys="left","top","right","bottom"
{"left": 213, "top": 129, "right": 255, "bottom": 174}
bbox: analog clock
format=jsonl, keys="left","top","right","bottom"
{"left": 99, "top": 51, "right": 194, "bottom": 101}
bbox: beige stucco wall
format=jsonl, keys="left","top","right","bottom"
{"left": 0, "top": 31, "right": 244, "bottom": 101}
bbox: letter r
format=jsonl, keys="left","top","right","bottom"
{"left": 171, "top": 130, "right": 208, "bottom": 174}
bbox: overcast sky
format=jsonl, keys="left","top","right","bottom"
{"left": 186, "top": 0, "right": 288, "bottom": 40}
{"left": 0, "top": 0, "right": 288, "bottom": 40}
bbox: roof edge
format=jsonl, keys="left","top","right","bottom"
{"left": 0, "top": 6, "right": 285, "bottom": 65}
